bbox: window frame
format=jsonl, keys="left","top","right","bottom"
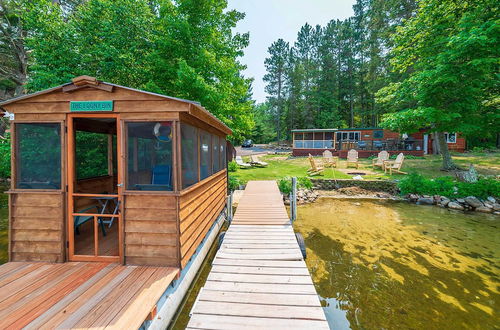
{"left": 124, "top": 120, "right": 177, "bottom": 193}
{"left": 13, "top": 121, "right": 65, "bottom": 192}
{"left": 445, "top": 132, "right": 457, "bottom": 144}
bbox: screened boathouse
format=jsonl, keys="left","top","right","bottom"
{"left": 1, "top": 75, "right": 230, "bottom": 269}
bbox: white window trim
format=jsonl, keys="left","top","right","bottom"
{"left": 444, "top": 132, "right": 457, "bottom": 144}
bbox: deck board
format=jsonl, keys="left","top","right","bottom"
{"left": 187, "top": 180, "right": 328, "bottom": 329}
{"left": 0, "top": 262, "right": 178, "bottom": 329}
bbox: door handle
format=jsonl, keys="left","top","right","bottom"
{"left": 117, "top": 183, "right": 124, "bottom": 187}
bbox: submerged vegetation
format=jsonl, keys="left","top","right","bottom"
{"left": 294, "top": 199, "right": 499, "bottom": 329}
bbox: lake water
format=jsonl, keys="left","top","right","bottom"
{"left": 294, "top": 198, "right": 499, "bottom": 329}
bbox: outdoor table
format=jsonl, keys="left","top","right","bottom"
{"left": 90, "top": 196, "right": 120, "bottom": 229}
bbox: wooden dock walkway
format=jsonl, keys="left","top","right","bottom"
{"left": 0, "top": 262, "right": 178, "bottom": 329}
{"left": 187, "top": 181, "right": 328, "bottom": 329}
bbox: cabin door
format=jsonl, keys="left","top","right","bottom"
{"left": 67, "top": 114, "right": 123, "bottom": 263}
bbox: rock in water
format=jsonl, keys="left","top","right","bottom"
{"left": 464, "top": 196, "right": 483, "bottom": 208}
{"left": 475, "top": 206, "right": 493, "bottom": 213}
{"left": 448, "top": 202, "right": 465, "bottom": 211}
{"left": 417, "top": 197, "right": 434, "bottom": 205}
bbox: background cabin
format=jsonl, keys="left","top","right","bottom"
{"left": 0, "top": 76, "right": 230, "bottom": 269}
{"left": 291, "top": 128, "right": 466, "bottom": 157}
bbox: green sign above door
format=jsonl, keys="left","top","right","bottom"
{"left": 70, "top": 100, "right": 113, "bottom": 112}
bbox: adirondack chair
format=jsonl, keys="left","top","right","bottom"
{"left": 307, "top": 154, "right": 324, "bottom": 176}
{"left": 322, "top": 150, "right": 336, "bottom": 168}
{"left": 346, "top": 149, "right": 359, "bottom": 169}
{"left": 235, "top": 155, "right": 252, "bottom": 168}
{"left": 250, "top": 155, "right": 268, "bottom": 167}
{"left": 372, "top": 150, "right": 389, "bottom": 169}
{"left": 384, "top": 153, "right": 407, "bottom": 175}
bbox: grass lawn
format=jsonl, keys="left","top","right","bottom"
{"left": 232, "top": 152, "right": 500, "bottom": 184}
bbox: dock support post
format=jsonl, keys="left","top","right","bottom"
{"left": 227, "top": 192, "right": 233, "bottom": 224}
{"left": 291, "top": 177, "right": 297, "bottom": 222}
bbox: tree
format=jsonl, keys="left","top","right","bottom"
{"left": 379, "top": 0, "right": 499, "bottom": 170}
{"left": 14, "top": 0, "right": 253, "bottom": 140}
{"left": 263, "top": 39, "right": 289, "bottom": 142}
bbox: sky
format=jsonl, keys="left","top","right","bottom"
{"left": 227, "top": 0, "right": 356, "bottom": 103}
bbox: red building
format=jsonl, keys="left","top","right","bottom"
{"left": 291, "top": 128, "right": 466, "bottom": 157}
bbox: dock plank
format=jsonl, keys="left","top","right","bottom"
{"left": 188, "top": 180, "right": 327, "bottom": 329}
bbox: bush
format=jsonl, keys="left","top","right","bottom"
{"left": 228, "top": 161, "right": 237, "bottom": 172}
{"left": 398, "top": 172, "right": 500, "bottom": 199}
{"left": 228, "top": 175, "right": 240, "bottom": 191}
{"left": 0, "top": 134, "right": 11, "bottom": 179}
{"left": 277, "top": 176, "right": 314, "bottom": 194}
{"left": 389, "top": 154, "right": 424, "bottom": 160}
{"left": 277, "top": 177, "right": 292, "bottom": 195}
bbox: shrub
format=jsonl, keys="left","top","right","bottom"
{"left": 298, "top": 177, "right": 313, "bottom": 190}
{"left": 228, "top": 161, "right": 237, "bottom": 172}
{"left": 228, "top": 175, "right": 240, "bottom": 191}
{"left": 0, "top": 134, "right": 11, "bottom": 179}
{"left": 277, "top": 177, "right": 292, "bottom": 195}
{"left": 389, "top": 154, "right": 424, "bottom": 160}
{"left": 277, "top": 176, "right": 314, "bottom": 194}
{"left": 398, "top": 172, "right": 500, "bottom": 199}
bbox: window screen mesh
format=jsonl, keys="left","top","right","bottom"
{"left": 16, "top": 123, "right": 61, "bottom": 189}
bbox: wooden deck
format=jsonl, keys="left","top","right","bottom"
{"left": 0, "top": 261, "right": 178, "bottom": 329}
{"left": 187, "top": 181, "right": 328, "bottom": 329}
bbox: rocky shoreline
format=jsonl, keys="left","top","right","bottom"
{"left": 407, "top": 194, "right": 500, "bottom": 215}
{"left": 282, "top": 185, "right": 499, "bottom": 216}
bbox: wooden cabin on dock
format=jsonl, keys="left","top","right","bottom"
{"left": 0, "top": 75, "right": 230, "bottom": 269}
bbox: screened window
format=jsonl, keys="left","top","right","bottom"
{"left": 181, "top": 123, "right": 199, "bottom": 189}
{"left": 200, "top": 130, "right": 212, "bottom": 180}
{"left": 16, "top": 123, "right": 61, "bottom": 189}
{"left": 126, "top": 122, "right": 173, "bottom": 191}
{"left": 294, "top": 133, "right": 304, "bottom": 140}
{"left": 219, "top": 137, "right": 226, "bottom": 170}
{"left": 212, "top": 135, "right": 220, "bottom": 173}
{"left": 304, "top": 133, "right": 313, "bottom": 140}
{"left": 373, "top": 130, "right": 384, "bottom": 139}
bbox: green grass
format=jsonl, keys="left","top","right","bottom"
{"left": 232, "top": 152, "right": 500, "bottom": 184}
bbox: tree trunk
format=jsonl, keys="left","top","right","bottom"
{"left": 432, "top": 132, "right": 440, "bottom": 155}
{"left": 437, "top": 132, "right": 457, "bottom": 170}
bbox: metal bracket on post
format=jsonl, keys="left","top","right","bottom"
{"left": 291, "top": 177, "right": 297, "bottom": 222}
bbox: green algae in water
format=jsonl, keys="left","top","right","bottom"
{"left": 0, "top": 193, "right": 7, "bottom": 264}
{"left": 294, "top": 198, "right": 499, "bottom": 329}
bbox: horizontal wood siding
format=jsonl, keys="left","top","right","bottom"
{"left": 179, "top": 171, "right": 227, "bottom": 268}
{"left": 9, "top": 192, "right": 65, "bottom": 262}
{"left": 124, "top": 194, "right": 178, "bottom": 267}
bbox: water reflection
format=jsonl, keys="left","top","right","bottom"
{"left": 294, "top": 198, "right": 499, "bottom": 329}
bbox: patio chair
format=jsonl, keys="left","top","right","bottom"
{"left": 357, "top": 141, "right": 367, "bottom": 150}
{"left": 250, "top": 155, "right": 268, "bottom": 167}
{"left": 235, "top": 155, "right": 252, "bottom": 168}
{"left": 346, "top": 149, "right": 359, "bottom": 169}
{"left": 322, "top": 150, "right": 336, "bottom": 168}
{"left": 307, "top": 154, "right": 324, "bottom": 176}
{"left": 372, "top": 150, "right": 390, "bottom": 170}
{"left": 384, "top": 153, "right": 407, "bottom": 175}
{"left": 373, "top": 140, "right": 384, "bottom": 150}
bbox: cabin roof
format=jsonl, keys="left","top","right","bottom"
{"left": 0, "top": 76, "right": 232, "bottom": 134}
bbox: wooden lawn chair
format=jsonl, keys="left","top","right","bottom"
{"left": 384, "top": 153, "right": 407, "bottom": 175}
{"left": 235, "top": 156, "right": 252, "bottom": 168}
{"left": 307, "top": 154, "right": 324, "bottom": 176}
{"left": 322, "top": 150, "right": 336, "bottom": 168}
{"left": 346, "top": 149, "right": 359, "bottom": 169}
{"left": 372, "top": 150, "right": 389, "bottom": 170}
{"left": 250, "top": 155, "right": 268, "bottom": 167}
